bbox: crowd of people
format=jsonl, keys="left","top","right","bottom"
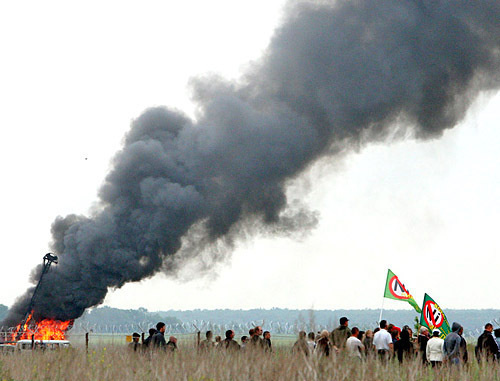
{"left": 290, "top": 318, "right": 500, "bottom": 367}
{"left": 128, "top": 322, "right": 272, "bottom": 353}
{"left": 128, "top": 317, "right": 500, "bottom": 367}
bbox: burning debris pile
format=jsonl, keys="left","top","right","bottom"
{"left": 9, "top": 313, "right": 73, "bottom": 342}
{"left": 2, "top": 0, "right": 500, "bottom": 328}
{"left": 1, "top": 254, "right": 73, "bottom": 343}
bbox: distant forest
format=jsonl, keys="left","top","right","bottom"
{"left": 1, "top": 304, "right": 499, "bottom": 337}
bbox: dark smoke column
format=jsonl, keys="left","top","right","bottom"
{"left": 2, "top": 0, "right": 499, "bottom": 326}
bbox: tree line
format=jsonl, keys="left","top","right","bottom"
{"left": 1, "top": 304, "right": 499, "bottom": 336}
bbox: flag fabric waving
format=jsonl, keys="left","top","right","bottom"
{"left": 383, "top": 269, "right": 422, "bottom": 313}
{"left": 419, "top": 293, "right": 451, "bottom": 338}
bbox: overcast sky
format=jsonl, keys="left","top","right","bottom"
{"left": 1, "top": 0, "right": 499, "bottom": 314}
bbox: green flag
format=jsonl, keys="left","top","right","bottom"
{"left": 383, "top": 269, "right": 422, "bottom": 313}
{"left": 419, "top": 293, "right": 451, "bottom": 338}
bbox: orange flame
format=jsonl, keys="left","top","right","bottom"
{"left": 12, "top": 312, "right": 73, "bottom": 341}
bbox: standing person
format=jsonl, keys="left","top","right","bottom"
{"left": 199, "top": 331, "right": 214, "bottom": 351}
{"left": 417, "top": 327, "right": 430, "bottom": 365}
{"left": 390, "top": 326, "right": 401, "bottom": 343}
{"left": 152, "top": 322, "right": 167, "bottom": 349}
{"left": 373, "top": 320, "right": 393, "bottom": 361}
{"left": 307, "top": 332, "right": 316, "bottom": 354}
{"left": 406, "top": 327, "right": 415, "bottom": 349}
{"left": 345, "top": 327, "right": 365, "bottom": 360}
{"left": 316, "top": 330, "right": 331, "bottom": 357}
{"left": 142, "top": 328, "right": 157, "bottom": 349}
{"left": 263, "top": 331, "right": 272, "bottom": 352}
{"left": 458, "top": 326, "right": 468, "bottom": 364}
{"left": 292, "top": 331, "right": 309, "bottom": 356}
{"left": 495, "top": 329, "right": 500, "bottom": 345}
{"left": 391, "top": 330, "right": 399, "bottom": 346}
{"left": 426, "top": 329, "right": 444, "bottom": 367}
{"left": 241, "top": 336, "right": 249, "bottom": 351}
{"left": 250, "top": 326, "right": 264, "bottom": 349}
{"left": 444, "top": 322, "right": 463, "bottom": 366}
{"left": 223, "top": 330, "right": 240, "bottom": 351}
{"left": 475, "top": 323, "right": 498, "bottom": 362}
{"left": 363, "top": 330, "right": 374, "bottom": 357}
{"left": 358, "top": 330, "right": 365, "bottom": 343}
{"left": 128, "top": 332, "right": 142, "bottom": 352}
{"left": 166, "top": 336, "right": 178, "bottom": 352}
{"left": 215, "top": 335, "right": 222, "bottom": 348}
{"left": 494, "top": 329, "right": 500, "bottom": 357}
{"left": 395, "top": 328, "right": 413, "bottom": 363}
{"left": 331, "top": 317, "right": 352, "bottom": 352}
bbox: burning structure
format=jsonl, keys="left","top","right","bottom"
{"left": 1, "top": 0, "right": 499, "bottom": 328}
{"left": 1, "top": 254, "right": 73, "bottom": 343}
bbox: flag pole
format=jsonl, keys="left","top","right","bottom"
{"left": 379, "top": 296, "right": 385, "bottom": 323}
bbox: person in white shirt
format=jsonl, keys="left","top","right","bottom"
{"left": 373, "top": 320, "right": 393, "bottom": 361}
{"left": 426, "top": 329, "right": 445, "bottom": 367}
{"left": 346, "top": 327, "right": 365, "bottom": 359}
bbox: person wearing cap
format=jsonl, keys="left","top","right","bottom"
{"left": 128, "top": 332, "right": 142, "bottom": 352}
{"left": 331, "top": 316, "right": 352, "bottom": 352}
{"left": 426, "top": 329, "right": 444, "bottom": 367}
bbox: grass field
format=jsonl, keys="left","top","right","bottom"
{"left": 1, "top": 341, "right": 500, "bottom": 381}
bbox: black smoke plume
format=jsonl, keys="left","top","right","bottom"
{"left": 2, "top": 0, "right": 499, "bottom": 326}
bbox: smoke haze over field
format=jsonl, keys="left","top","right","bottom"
{"left": 2, "top": 0, "right": 499, "bottom": 326}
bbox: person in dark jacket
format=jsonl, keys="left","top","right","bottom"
{"left": 475, "top": 323, "right": 498, "bottom": 362}
{"left": 395, "top": 328, "right": 414, "bottom": 363}
{"left": 143, "top": 328, "right": 157, "bottom": 348}
{"left": 459, "top": 327, "right": 468, "bottom": 364}
{"left": 152, "top": 322, "right": 167, "bottom": 349}
{"left": 495, "top": 329, "right": 500, "bottom": 352}
{"left": 263, "top": 331, "right": 272, "bottom": 352}
{"left": 417, "top": 327, "right": 429, "bottom": 365}
{"left": 444, "top": 322, "right": 463, "bottom": 365}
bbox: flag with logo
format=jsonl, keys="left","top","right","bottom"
{"left": 419, "top": 293, "right": 451, "bottom": 338}
{"left": 383, "top": 269, "right": 422, "bottom": 313}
